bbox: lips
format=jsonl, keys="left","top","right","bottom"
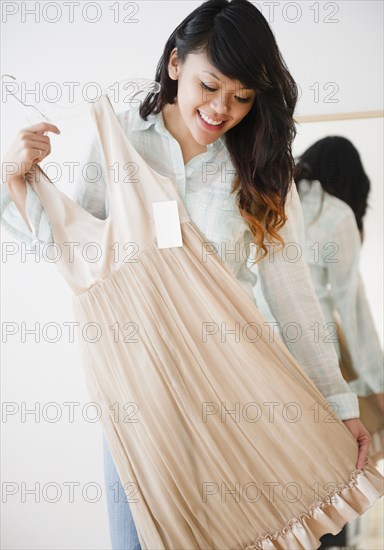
{"left": 197, "top": 109, "right": 227, "bottom": 129}
{"left": 198, "top": 110, "right": 226, "bottom": 124}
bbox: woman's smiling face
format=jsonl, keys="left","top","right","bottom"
{"left": 168, "top": 49, "right": 256, "bottom": 145}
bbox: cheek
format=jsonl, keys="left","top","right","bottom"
{"left": 178, "top": 81, "right": 198, "bottom": 111}
{"left": 194, "top": 88, "right": 206, "bottom": 109}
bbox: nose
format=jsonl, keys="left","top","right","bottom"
{"left": 209, "top": 92, "right": 229, "bottom": 115}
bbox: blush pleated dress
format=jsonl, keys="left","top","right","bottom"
{"left": 25, "top": 93, "right": 384, "bottom": 549}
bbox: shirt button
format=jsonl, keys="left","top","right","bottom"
{"left": 222, "top": 199, "right": 229, "bottom": 206}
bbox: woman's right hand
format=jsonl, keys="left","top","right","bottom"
{"left": 1, "top": 122, "right": 61, "bottom": 233}
{"left": 2, "top": 122, "right": 61, "bottom": 182}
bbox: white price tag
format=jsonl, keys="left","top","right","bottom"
{"left": 152, "top": 200, "right": 183, "bottom": 249}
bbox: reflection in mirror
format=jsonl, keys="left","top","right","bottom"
{"left": 253, "top": 115, "right": 383, "bottom": 337}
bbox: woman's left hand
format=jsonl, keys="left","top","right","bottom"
{"left": 342, "top": 418, "right": 371, "bottom": 469}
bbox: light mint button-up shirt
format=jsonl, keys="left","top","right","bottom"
{"left": 254, "top": 178, "right": 383, "bottom": 398}
{"left": 1, "top": 105, "right": 360, "bottom": 419}
{"left": 297, "top": 179, "right": 383, "bottom": 397}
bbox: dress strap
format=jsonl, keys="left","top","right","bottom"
{"left": 89, "top": 94, "right": 190, "bottom": 224}
{"left": 88, "top": 93, "right": 128, "bottom": 214}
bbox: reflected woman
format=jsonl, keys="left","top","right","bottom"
{"left": 295, "top": 136, "right": 383, "bottom": 454}
{"left": 294, "top": 135, "right": 384, "bottom": 549}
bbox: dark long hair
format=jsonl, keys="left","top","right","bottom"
{"left": 294, "top": 136, "right": 371, "bottom": 239}
{"left": 140, "top": 0, "right": 298, "bottom": 261}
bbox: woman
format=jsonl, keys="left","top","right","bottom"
{"left": 295, "top": 136, "right": 383, "bottom": 425}
{"left": 1, "top": 1, "right": 381, "bottom": 548}
{"left": 294, "top": 136, "right": 384, "bottom": 549}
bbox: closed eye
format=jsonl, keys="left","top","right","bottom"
{"left": 235, "top": 96, "right": 252, "bottom": 104}
{"left": 200, "top": 81, "right": 252, "bottom": 104}
{"left": 200, "top": 82, "right": 216, "bottom": 93}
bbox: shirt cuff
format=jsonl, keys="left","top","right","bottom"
{"left": 325, "top": 392, "right": 360, "bottom": 420}
{"left": 0, "top": 180, "right": 53, "bottom": 246}
{"left": 1, "top": 181, "right": 35, "bottom": 244}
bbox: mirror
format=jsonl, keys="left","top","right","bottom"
{"left": 253, "top": 114, "right": 383, "bottom": 343}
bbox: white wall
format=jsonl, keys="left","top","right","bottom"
{"left": 1, "top": 2, "right": 383, "bottom": 549}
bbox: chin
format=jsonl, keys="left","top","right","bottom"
{"left": 196, "top": 135, "right": 216, "bottom": 146}
{"left": 192, "top": 121, "right": 219, "bottom": 143}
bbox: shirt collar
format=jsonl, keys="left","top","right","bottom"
{"left": 127, "top": 105, "right": 227, "bottom": 153}
{"left": 298, "top": 178, "right": 323, "bottom": 197}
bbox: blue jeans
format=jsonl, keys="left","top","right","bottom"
{"left": 102, "top": 434, "right": 142, "bottom": 550}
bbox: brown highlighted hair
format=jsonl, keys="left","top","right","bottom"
{"left": 140, "top": 0, "right": 298, "bottom": 262}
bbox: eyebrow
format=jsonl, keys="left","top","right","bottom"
{"left": 202, "top": 70, "right": 252, "bottom": 91}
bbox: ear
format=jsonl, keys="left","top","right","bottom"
{"left": 168, "top": 48, "right": 181, "bottom": 81}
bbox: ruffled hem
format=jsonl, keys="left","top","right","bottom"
{"left": 245, "top": 464, "right": 384, "bottom": 550}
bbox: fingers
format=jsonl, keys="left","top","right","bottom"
{"left": 356, "top": 432, "right": 372, "bottom": 470}
{"left": 343, "top": 418, "right": 372, "bottom": 470}
{"left": 18, "top": 131, "right": 55, "bottom": 165}
{"left": 356, "top": 433, "right": 371, "bottom": 470}
{"left": 2, "top": 123, "right": 60, "bottom": 180}
{"left": 21, "top": 140, "right": 48, "bottom": 164}
{"left": 23, "top": 136, "right": 53, "bottom": 164}
{"left": 21, "top": 122, "right": 61, "bottom": 135}
{"left": 25, "top": 136, "right": 51, "bottom": 151}
{"left": 32, "top": 148, "right": 44, "bottom": 164}
{"left": 28, "top": 133, "right": 51, "bottom": 144}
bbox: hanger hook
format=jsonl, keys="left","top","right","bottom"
{"left": 1, "top": 73, "right": 51, "bottom": 121}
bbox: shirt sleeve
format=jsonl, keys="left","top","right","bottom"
{"left": 327, "top": 210, "right": 384, "bottom": 396}
{"left": 1, "top": 177, "right": 54, "bottom": 248}
{"left": 257, "top": 181, "right": 360, "bottom": 420}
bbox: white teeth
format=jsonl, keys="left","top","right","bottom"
{"left": 198, "top": 110, "right": 223, "bottom": 126}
